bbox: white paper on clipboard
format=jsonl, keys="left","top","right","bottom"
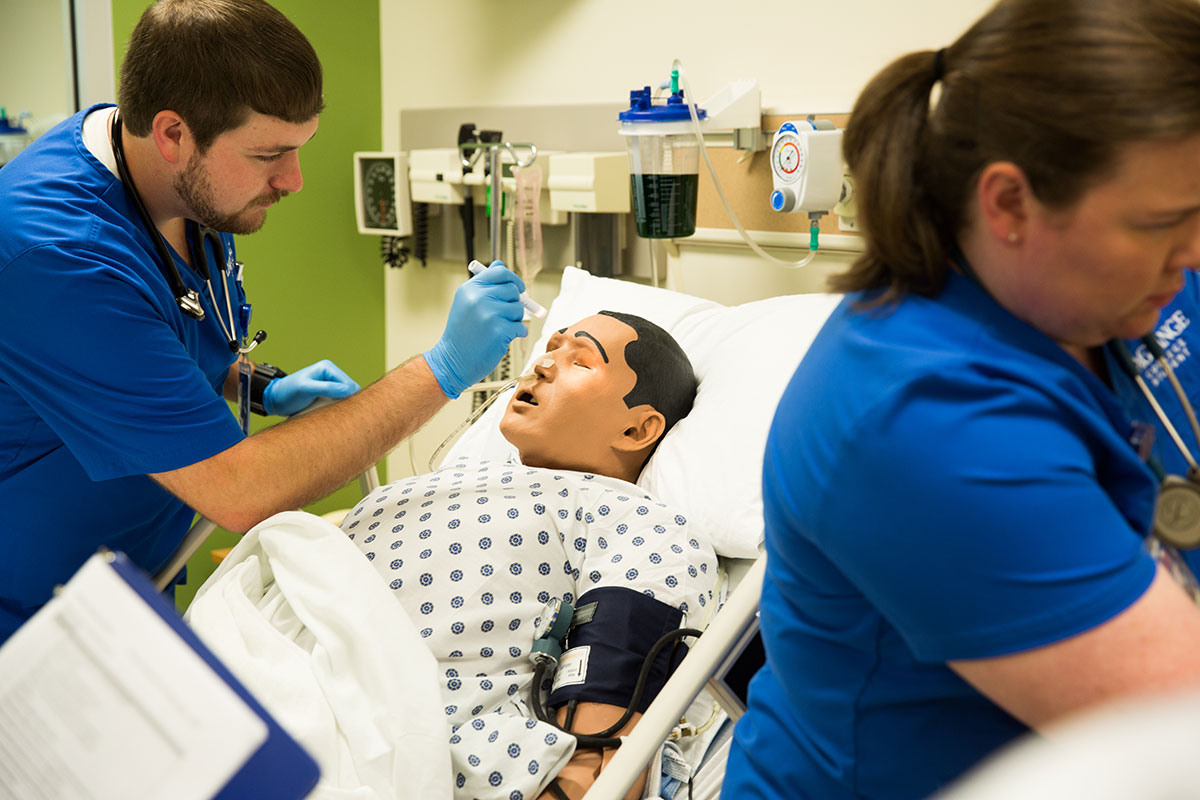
{"left": 0, "top": 553, "right": 267, "bottom": 800}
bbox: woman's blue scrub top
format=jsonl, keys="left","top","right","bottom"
{"left": 722, "top": 268, "right": 1197, "bottom": 799}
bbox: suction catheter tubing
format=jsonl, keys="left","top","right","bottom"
{"left": 673, "top": 58, "right": 818, "bottom": 269}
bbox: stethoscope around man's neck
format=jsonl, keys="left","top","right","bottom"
{"left": 952, "top": 244, "right": 1200, "bottom": 549}
{"left": 109, "top": 111, "right": 265, "bottom": 355}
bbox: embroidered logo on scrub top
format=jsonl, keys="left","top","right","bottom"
{"left": 1132, "top": 309, "right": 1193, "bottom": 388}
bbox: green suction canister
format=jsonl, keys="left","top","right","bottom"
{"left": 618, "top": 84, "right": 707, "bottom": 239}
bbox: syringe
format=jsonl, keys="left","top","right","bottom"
{"left": 467, "top": 260, "right": 547, "bottom": 319}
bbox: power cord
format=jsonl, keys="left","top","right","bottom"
{"left": 379, "top": 235, "right": 409, "bottom": 268}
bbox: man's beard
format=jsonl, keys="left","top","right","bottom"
{"left": 173, "top": 152, "right": 285, "bottom": 234}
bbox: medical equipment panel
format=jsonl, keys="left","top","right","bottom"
{"left": 548, "top": 152, "right": 631, "bottom": 214}
{"left": 769, "top": 122, "right": 844, "bottom": 214}
{"left": 408, "top": 147, "right": 467, "bottom": 204}
{"left": 461, "top": 146, "right": 568, "bottom": 227}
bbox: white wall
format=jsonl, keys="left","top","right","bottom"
{"left": 0, "top": 0, "right": 74, "bottom": 131}
{"left": 380, "top": 0, "right": 990, "bottom": 144}
{"left": 378, "top": 0, "right": 997, "bottom": 477}
{"left": 74, "top": 0, "right": 116, "bottom": 112}
{"left": 0, "top": 0, "right": 114, "bottom": 139}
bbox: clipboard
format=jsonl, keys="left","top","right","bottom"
{"left": 0, "top": 551, "right": 320, "bottom": 800}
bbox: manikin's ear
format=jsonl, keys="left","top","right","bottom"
{"left": 975, "top": 161, "right": 1035, "bottom": 244}
{"left": 150, "top": 110, "right": 189, "bottom": 165}
{"left": 611, "top": 406, "right": 666, "bottom": 456}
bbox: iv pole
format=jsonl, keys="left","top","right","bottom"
{"left": 458, "top": 140, "right": 538, "bottom": 263}
{"left": 456, "top": 140, "right": 539, "bottom": 407}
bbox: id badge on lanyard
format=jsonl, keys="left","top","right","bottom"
{"left": 237, "top": 354, "right": 252, "bottom": 434}
{"left": 234, "top": 262, "right": 253, "bottom": 435}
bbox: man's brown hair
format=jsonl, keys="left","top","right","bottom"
{"left": 118, "top": 0, "right": 324, "bottom": 151}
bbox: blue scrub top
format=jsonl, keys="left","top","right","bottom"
{"left": 723, "top": 269, "right": 1167, "bottom": 799}
{"left": 0, "top": 105, "right": 246, "bottom": 641}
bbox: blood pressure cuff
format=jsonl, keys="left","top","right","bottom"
{"left": 548, "top": 586, "right": 688, "bottom": 713}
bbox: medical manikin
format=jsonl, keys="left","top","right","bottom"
{"left": 342, "top": 312, "right": 716, "bottom": 800}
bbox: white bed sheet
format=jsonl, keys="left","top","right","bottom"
{"left": 186, "top": 511, "right": 451, "bottom": 800}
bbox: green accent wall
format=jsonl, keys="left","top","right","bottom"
{"left": 110, "top": 0, "right": 385, "bottom": 610}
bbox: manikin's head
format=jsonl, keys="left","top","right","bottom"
{"left": 499, "top": 311, "right": 697, "bottom": 484}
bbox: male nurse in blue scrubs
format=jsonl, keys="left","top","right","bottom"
{"left": 0, "top": 0, "right": 528, "bottom": 644}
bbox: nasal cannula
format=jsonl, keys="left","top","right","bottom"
{"left": 467, "top": 260, "right": 547, "bottom": 319}
{"left": 422, "top": 364, "right": 535, "bottom": 470}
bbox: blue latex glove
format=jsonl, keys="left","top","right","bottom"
{"left": 263, "top": 359, "right": 360, "bottom": 416}
{"left": 424, "top": 261, "right": 528, "bottom": 398}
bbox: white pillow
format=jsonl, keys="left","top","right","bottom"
{"left": 441, "top": 267, "right": 842, "bottom": 558}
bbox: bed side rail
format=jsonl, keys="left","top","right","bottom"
{"left": 582, "top": 554, "right": 766, "bottom": 800}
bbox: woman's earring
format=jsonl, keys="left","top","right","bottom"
{"left": 1007, "top": 232, "right": 1019, "bottom": 244}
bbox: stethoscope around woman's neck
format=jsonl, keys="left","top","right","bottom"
{"left": 952, "top": 244, "right": 1200, "bottom": 549}
{"left": 1109, "top": 337, "right": 1200, "bottom": 550}
{"left": 1110, "top": 338, "right": 1200, "bottom": 479}
{"left": 109, "top": 111, "right": 264, "bottom": 355}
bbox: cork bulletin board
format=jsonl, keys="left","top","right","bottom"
{"left": 695, "top": 112, "right": 854, "bottom": 237}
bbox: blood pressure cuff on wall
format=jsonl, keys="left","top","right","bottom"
{"left": 548, "top": 587, "right": 688, "bottom": 713}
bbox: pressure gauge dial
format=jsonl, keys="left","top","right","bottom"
{"left": 771, "top": 131, "right": 804, "bottom": 184}
{"left": 533, "top": 597, "right": 574, "bottom": 642}
{"left": 353, "top": 152, "right": 413, "bottom": 236}
{"left": 363, "top": 159, "right": 398, "bottom": 230}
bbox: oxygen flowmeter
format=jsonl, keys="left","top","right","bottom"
{"left": 769, "top": 121, "right": 843, "bottom": 214}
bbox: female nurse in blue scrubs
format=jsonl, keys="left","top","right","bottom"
{"left": 723, "top": 0, "right": 1200, "bottom": 797}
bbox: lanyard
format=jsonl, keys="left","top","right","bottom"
{"left": 1110, "top": 338, "right": 1200, "bottom": 475}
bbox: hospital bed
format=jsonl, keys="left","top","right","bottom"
{"left": 180, "top": 265, "right": 841, "bottom": 799}
{"left": 437, "top": 266, "right": 842, "bottom": 799}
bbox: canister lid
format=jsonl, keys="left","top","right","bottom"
{"left": 618, "top": 87, "right": 707, "bottom": 123}
{"left": 0, "top": 108, "right": 28, "bottom": 135}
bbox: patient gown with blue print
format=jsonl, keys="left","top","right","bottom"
{"left": 341, "top": 459, "right": 717, "bottom": 800}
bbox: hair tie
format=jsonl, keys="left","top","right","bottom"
{"left": 933, "top": 48, "right": 947, "bottom": 81}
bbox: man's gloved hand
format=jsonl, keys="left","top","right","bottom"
{"left": 263, "top": 359, "right": 360, "bottom": 416}
{"left": 424, "top": 261, "right": 528, "bottom": 399}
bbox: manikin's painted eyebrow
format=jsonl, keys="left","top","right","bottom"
{"left": 574, "top": 331, "right": 609, "bottom": 363}
{"left": 552, "top": 327, "right": 610, "bottom": 363}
